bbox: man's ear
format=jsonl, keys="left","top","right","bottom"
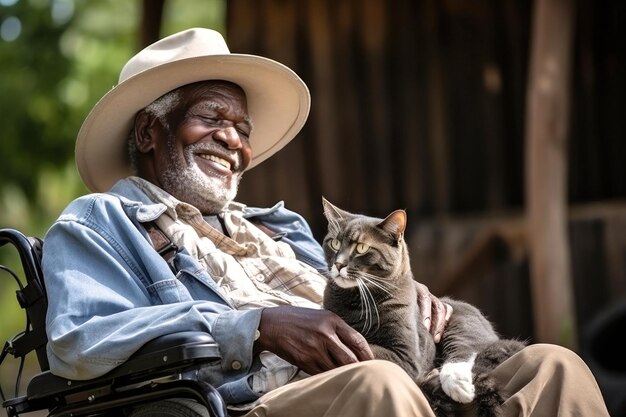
{"left": 134, "top": 110, "right": 158, "bottom": 153}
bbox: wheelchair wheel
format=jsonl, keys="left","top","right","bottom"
{"left": 128, "top": 398, "right": 211, "bottom": 417}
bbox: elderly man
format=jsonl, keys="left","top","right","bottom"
{"left": 42, "top": 28, "right": 609, "bottom": 417}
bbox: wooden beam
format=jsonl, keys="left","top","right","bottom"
{"left": 525, "top": 0, "right": 577, "bottom": 349}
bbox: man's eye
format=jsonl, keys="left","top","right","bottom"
{"left": 355, "top": 242, "right": 369, "bottom": 254}
{"left": 330, "top": 238, "right": 341, "bottom": 251}
{"left": 236, "top": 127, "right": 251, "bottom": 138}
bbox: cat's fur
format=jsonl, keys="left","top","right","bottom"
{"left": 320, "top": 197, "right": 526, "bottom": 417}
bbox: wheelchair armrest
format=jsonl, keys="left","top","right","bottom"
{"left": 111, "top": 330, "right": 220, "bottom": 377}
{"left": 26, "top": 331, "right": 220, "bottom": 400}
{"left": 133, "top": 330, "right": 217, "bottom": 356}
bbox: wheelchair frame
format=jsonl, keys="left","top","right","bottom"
{"left": 0, "top": 228, "right": 227, "bottom": 417}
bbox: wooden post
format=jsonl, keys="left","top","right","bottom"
{"left": 139, "top": 0, "right": 165, "bottom": 49}
{"left": 525, "top": 0, "right": 577, "bottom": 349}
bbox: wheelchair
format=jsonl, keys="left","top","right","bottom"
{"left": 0, "top": 228, "right": 228, "bottom": 417}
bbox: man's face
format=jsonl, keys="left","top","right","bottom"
{"left": 140, "top": 81, "right": 253, "bottom": 214}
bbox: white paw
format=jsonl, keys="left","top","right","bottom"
{"left": 439, "top": 355, "right": 476, "bottom": 403}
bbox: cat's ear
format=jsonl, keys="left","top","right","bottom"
{"left": 378, "top": 210, "right": 407, "bottom": 240}
{"left": 322, "top": 196, "right": 348, "bottom": 221}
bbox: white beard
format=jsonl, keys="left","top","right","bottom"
{"left": 160, "top": 141, "right": 242, "bottom": 214}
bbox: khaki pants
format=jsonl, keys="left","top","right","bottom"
{"left": 241, "top": 344, "right": 610, "bottom": 417}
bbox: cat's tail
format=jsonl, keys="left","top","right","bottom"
{"left": 473, "top": 339, "right": 527, "bottom": 374}
{"left": 472, "top": 339, "right": 527, "bottom": 417}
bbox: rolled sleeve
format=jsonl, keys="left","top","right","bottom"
{"left": 212, "top": 308, "right": 263, "bottom": 374}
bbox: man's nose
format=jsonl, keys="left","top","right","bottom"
{"left": 214, "top": 126, "right": 242, "bottom": 149}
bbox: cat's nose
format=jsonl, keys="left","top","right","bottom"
{"left": 334, "top": 262, "right": 345, "bottom": 270}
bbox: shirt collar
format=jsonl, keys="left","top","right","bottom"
{"left": 125, "top": 176, "right": 247, "bottom": 222}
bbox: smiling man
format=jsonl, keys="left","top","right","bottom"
{"left": 41, "top": 28, "right": 610, "bottom": 417}
{"left": 133, "top": 82, "right": 252, "bottom": 214}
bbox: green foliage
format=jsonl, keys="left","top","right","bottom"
{"left": 0, "top": 0, "right": 226, "bottom": 392}
{"left": 0, "top": 0, "right": 226, "bottom": 216}
{"left": 0, "top": 1, "right": 73, "bottom": 198}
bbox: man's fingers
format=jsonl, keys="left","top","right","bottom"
{"left": 431, "top": 300, "right": 453, "bottom": 343}
{"left": 444, "top": 302, "right": 453, "bottom": 321}
{"left": 335, "top": 324, "right": 374, "bottom": 362}
{"left": 305, "top": 354, "right": 337, "bottom": 375}
{"left": 415, "top": 282, "right": 433, "bottom": 329}
{"left": 413, "top": 281, "right": 454, "bottom": 343}
{"left": 258, "top": 307, "right": 376, "bottom": 373}
{"left": 420, "top": 298, "right": 432, "bottom": 329}
{"left": 327, "top": 339, "right": 359, "bottom": 366}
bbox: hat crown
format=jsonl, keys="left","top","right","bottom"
{"left": 119, "top": 28, "right": 231, "bottom": 84}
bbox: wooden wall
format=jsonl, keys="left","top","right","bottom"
{"left": 228, "top": 0, "right": 535, "bottom": 229}
{"left": 225, "top": 0, "right": 626, "bottom": 344}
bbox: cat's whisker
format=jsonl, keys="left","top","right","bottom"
{"left": 355, "top": 280, "right": 372, "bottom": 334}
{"left": 357, "top": 273, "right": 396, "bottom": 298}
{"left": 355, "top": 280, "right": 371, "bottom": 331}
{"left": 359, "top": 271, "right": 400, "bottom": 291}
{"left": 357, "top": 278, "right": 381, "bottom": 335}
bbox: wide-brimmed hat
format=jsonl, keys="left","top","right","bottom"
{"left": 75, "top": 27, "right": 310, "bottom": 192}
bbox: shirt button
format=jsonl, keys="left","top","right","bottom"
{"left": 231, "top": 360, "right": 242, "bottom": 370}
{"left": 255, "top": 274, "right": 265, "bottom": 282}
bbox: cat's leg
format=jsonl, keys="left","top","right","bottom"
{"left": 439, "top": 298, "right": 528, "bottom": 416}
{"left": 473, "top": 339, "right": 527, "bottom": 374}
{"left": 370, "top": 344, "right": 422, "bottom": 382}
{"left": 438, "top": 341, "right": 526, "bottom": 405}
{"left": 439, "top": 352, "right": 477, "bottom": 403}
{"left": 436, "top": 298, "right": 502, "bottom": 404}
{"left": 419, "top": 368, "right": 459, "bottom": 417}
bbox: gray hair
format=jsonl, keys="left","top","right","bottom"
{"left": 127, "top": 89, "right": 182, "bottom": 173}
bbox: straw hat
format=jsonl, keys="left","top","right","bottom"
{"left": 75, "top": 28, "right": 310, "bottom": 192}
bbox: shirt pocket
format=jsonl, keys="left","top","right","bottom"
{"left": 146, "top": 278, "right": 192, "bottom": 304}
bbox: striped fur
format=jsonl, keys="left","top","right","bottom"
{"left": 321, "top": 198, "right": 526, "bottom": 417}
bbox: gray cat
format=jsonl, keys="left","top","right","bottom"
{"left": 320, "top": 197, "right": 526, "bottom": 417}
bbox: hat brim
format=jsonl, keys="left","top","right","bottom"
{"left": 76, "top": 54, "right": 310, "bottom": 192}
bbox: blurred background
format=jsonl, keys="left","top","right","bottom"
{"left": 1, "top": 0, "right": 625, "bottom": 415}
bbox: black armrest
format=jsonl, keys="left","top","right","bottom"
{"left": 26, "top": 331, "right": 220, "bottom": 400}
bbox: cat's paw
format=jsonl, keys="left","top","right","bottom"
{"left": 439, "top": 359, "right": 475, "bottom": 403}
{"left": 424, "top": 367, "right": 440, "bottom": 380}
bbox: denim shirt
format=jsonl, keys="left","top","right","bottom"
{"left": 42, "top": 178, "right": 327, "bottom": 404}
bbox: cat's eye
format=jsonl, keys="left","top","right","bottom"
{"left": 330, "top": 238, "right": 341, "bottom": 251}
{"left": 355, "top": 242, "right": 370, "bottom": 254}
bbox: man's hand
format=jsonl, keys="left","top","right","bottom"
{"left": 256, "top": 306, "right": 374, "bottom": 375}
{"left": 414, "top": 281, "right": 453, "bottom": 343}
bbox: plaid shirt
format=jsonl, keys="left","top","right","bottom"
{"left": 132, "top": 178, "right": 323, "bottom": 401}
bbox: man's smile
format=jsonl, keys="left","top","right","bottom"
{"left": 198, "top": 153, "right": 232, "bottom": 171}
{"left": 192, "top": 147, "right": 241, "bottom": 176}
